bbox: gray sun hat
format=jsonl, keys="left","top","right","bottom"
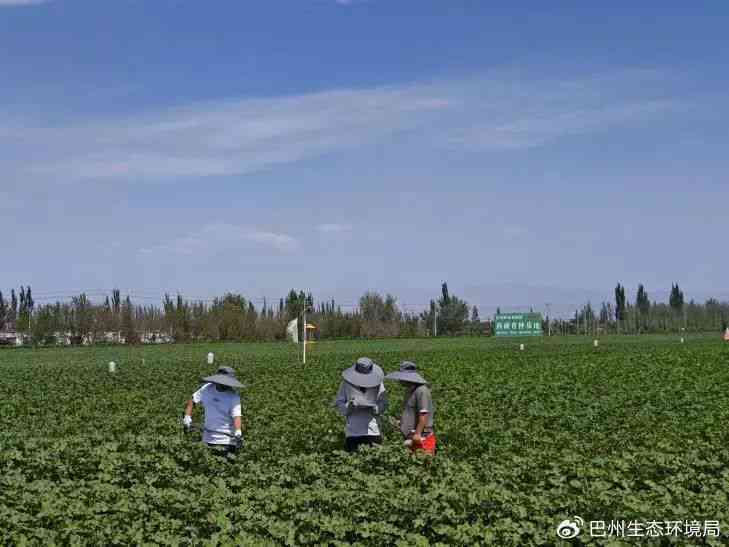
{"left": 342, "top": 357, "right": 384, "bottom": 388}
{"left": 201, "top": 366, "right": 246, "bottom": 389}
{"left": 384, "top": 361, "right": 428, "bottom": 385}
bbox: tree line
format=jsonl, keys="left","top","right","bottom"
{"left": 551, "top": 283, "right": 729, "bottom": 335}
{"left": 0, "top": 283, "right": 475, "bottom": 345}
{"left": 1, "top": 281, "right": 727, "bottom": 346}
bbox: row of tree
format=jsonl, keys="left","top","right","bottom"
{"left": 1, "top": 282, "right": 727, "bottom": 345}
{"left": 556, "top": 283, "right": 728, "bottom": 335}
{"left": 0, "top": 286, "right": 33, "bottom": 333}
{"left": 0, "top": 283, "right": 477, "bottom": 345}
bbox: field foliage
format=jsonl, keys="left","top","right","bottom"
{"left": 1, "top": 336, "right": 728, "bottom": 545}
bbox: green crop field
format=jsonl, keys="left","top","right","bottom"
{"left": 1, "top": 336, "right": 728, "bottom": 545}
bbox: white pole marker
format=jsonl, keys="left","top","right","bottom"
{"left": 303, "top": 310, "right": 307, "bottom": 365}
{"left": 109, "top": 361, "right": 116, "bottom": 373}
{"left": 594, "top": 339, "right": 599, "bottom": 347}
{"left": 207, "top": 352, "right": 214, "bottom": 365}
{"left": 520, "top": 343, "right": 525, "bottom": 351}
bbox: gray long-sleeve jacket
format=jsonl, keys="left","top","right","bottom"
{"left": 334, "top": 381, "right": 388, "bottom": 437}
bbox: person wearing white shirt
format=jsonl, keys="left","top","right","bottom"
{"left": 183, "top": 366, "right": 244, "bottom": 457}
{"left": 334, "top": 357, "right": 388, "bottom": 452}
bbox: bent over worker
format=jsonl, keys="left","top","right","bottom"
{"left": 334, "top": 357, "right": 388, "bottom": 452}
{"left": 183, "top": 366, "right": 245, "bottom": 457}
{"left": 385, "top": 361, "right": 436, "bottom": 455}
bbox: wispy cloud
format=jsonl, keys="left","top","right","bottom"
{"left": 0, "top": 191, "right": 21, "bottom": 211}
{"left": 0, "top": 0, "right": 51, "bottom": 5}
{"left": 6, "top": 85, "right": 450, "bottom": 183}
{"left": 440, "top": 69, "right": 680, "bottom": 150}
{"left": 139, "top": 223, "right": 298, "bottom": 256}
{"left": 1, "top": 69, "right": 685, "bottom": 186}
{"left": 447, "top": 100, "right": 676, "bottom": 150}
{"left": 317, "top": 223, "right": 353, "bottom": 233}
{"left": 502, "top": 224, "right": 528, "bottom": 240}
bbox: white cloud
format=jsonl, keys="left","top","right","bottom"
{"left": 0, "top": 0, "right": 51, "bottom": 5}
{"left": 439, "top": 69, "right": 680, "bottom": 150}
{"left": 0, "top": 192, "right": 21, "bottom": 211}
{"left": 448, "top": 100, "right": 676, "bottom": 150}
{"left": 244, "top": 231, "right": 298, "bottom": 252}
{"left": 502, "top": 225, "right": 527, "bottom": 240}
{"left": 317, "top": 223, "right": 353, "bottom": 233}
{"left": 0, "top": 69, "right": 685, "bottom": 186}
{"left": 140, "top": 223, "right": 298, "bottom": 256}
{"left": 5, "top": 85, "right": 450, "bottom": 183}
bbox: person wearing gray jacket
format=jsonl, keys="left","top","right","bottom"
{"left": 385, "top": 361, "right": 436, "bottom": 455}
{"left": 334, "top": 357, "right": 388, "bottom": 452}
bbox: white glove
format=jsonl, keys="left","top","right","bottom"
{"left": 183, "top": 415, "right": 192, "bottom": 427}
{"left": 234, "top": 429, "right": 242, "bottom": 439}
{"left": 234, "top": 429, "right": 243, "bottom": 447}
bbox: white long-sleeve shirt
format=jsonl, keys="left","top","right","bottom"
{"left": 334, "top": 381, "right": 387, "bottom": 437}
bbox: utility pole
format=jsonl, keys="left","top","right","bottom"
{"left": 302, "top": 308, "right": 306, "bottom": 365}
{"left": 546, "top": 303, "right": 552, "bottom": 336}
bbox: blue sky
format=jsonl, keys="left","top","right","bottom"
{"left": 1, "top": 1, "right": 727, "bottom": 316}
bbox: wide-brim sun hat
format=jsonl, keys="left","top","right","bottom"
{"left": 342, "top": 357, "right": 384, "bottom": 388}
{"left": 384, "top": 361, "right": 428, "bottom": 385}
{"left": 201, "top": 366, "right": 246, "bottom": 389}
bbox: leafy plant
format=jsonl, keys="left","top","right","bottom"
{"left": 0, "top": 336, "right": 728, "bottom": 544}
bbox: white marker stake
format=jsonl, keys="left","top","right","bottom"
{"left": 520, "top": 343, "right": 525, "bottom": 351}
{"left": 303, "top": 310, "right": 307, "bottom": 365}
{"left": 109, "top": 361, "right": 116, "bottom": 374}
{"left": 207, "top": 352, "right": 214, "bottom": 365}
{"left": 680, "top": 337, "right": 684, "bottom": 344}
{"left": 594, "top": 340, "right": 599, "bottom": 348}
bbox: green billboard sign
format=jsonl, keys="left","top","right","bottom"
{"left": 494, "top": 313, "right": 543, "bottom": 337}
